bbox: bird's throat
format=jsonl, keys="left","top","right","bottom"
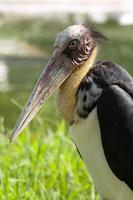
{"left": 57, "top": 47, "right": 98, "bottom": 124}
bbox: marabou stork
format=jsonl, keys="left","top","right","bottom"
{"left": 11, "top": 25, "right": 133, "bottom": 200}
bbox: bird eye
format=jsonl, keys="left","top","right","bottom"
{"left": 69, "top": 39, "right": 78, "bottom": 48}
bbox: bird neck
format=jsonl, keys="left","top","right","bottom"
{"left": 57, "top": 47, "right": 98, "bottom": 124}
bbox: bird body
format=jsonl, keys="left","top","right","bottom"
{"left": 70, "top": 61, "right": 133, "bottom": 200}
{"left": 11, "top": 25, "right": 133, "bottom": 200}
{"left": 70, "top": 108, "right": 133, "bottom": 200}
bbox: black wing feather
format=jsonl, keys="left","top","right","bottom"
{"left": 97, "top": 85, "right": 133, "bottom": 190}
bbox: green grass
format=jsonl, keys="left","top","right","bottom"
{"left": 0, "top": 119, "right": 100, "bottom": 200}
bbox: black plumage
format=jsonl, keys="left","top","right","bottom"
{"left": 76, "top": 61, "right": 133, "bottom": 190}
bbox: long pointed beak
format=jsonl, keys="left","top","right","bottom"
{"left": 10, "top": 48, "right": 74, "bottom": 142}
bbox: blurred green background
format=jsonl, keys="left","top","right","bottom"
{"left": 0, "top": 12, "right": 133, "bottom": 200}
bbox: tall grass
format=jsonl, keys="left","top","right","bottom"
{"left": 0, "top": 118, "right": 100, "bottom": 200}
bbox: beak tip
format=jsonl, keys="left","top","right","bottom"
{"left": 10, "top": 134, "right": 15, "bottom": 143}
{"left": 10, "top": 129, "right": 19, "bottom": 143}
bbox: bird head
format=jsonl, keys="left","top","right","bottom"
{"left": 10, "top": 24, "right": 106, "bottom": 141}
